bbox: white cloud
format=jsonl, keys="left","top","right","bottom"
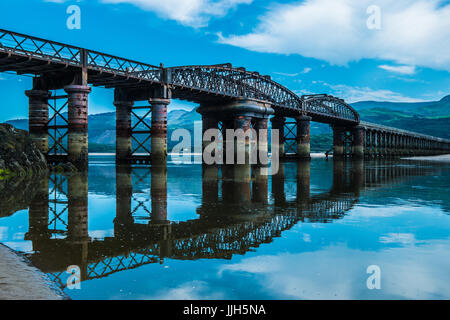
{"left": 219, "top": 0, "right": 450, "bottom": 71}
{"left": 273, "top": 71, "right": 299, "bottom": 77}
{"left": 301, "top": 67, "right": 312, "bottom": 74}
{"left": 378, "top": 65, "right": 416, "bottom": 75}
{"left": 379, "top": 233, "right": 418, "bottom": 245}
{"left": 137, "top": 280, "right": 227, "bottom": 299}
{"left": 101, "top": 0, "right": 252, "bottom": 27}
{"left": 219, "top": 241, "right": 450, "bottom": 299}
{"left": 317, "top": 82, "right": 425, "bottom": 103}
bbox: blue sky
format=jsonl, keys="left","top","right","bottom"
{"left": 0, "top": 0, "right": 449, "bottom": 121}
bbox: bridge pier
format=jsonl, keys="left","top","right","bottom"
{"left": 296, "top": 115, "right": 311, "bottom": 160}
{"left": 254, "top": 118, "right": 269, "bottom": 165}
{"left": 65, "top": 85, "right": 91, "bottom": 169}
{"left": 150, "top": 98, "right": 170, "bottom": 164}
{"left": 352, "top": 126, "right": 365, "bottom": 158}
{"left": 333, "top": 126, "right": 345, "bottom": 158}
{"left": 26, "top": 89, "right": 50, "bottom": 154}
{"left": 271, "top": 116, "right": 285, "bottom": 159}
{"left": 115, "top": 100, "right": 133, "bottom": 163}
{"left": 201, "top": 115, "right": 220, "bottom": 163}
{"left": 230, "top": 115, "right": 253, "bottom": 164}
{"left": 198, "top": 98, "right": 273, "bottom": 165}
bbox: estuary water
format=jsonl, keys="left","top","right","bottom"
{"left": 0, "top": 156, "right": 449, "bottom": 300}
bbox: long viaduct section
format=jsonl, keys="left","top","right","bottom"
{"left": 0, "top": 29, "right": 449, "bottom": 167}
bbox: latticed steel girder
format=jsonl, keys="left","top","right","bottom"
{"left": 167, "top": 65, "right": 360, "bottom": 124}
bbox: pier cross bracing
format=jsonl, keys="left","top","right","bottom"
{"left": 1, "top": 29, "right": 449, "bottom": 167}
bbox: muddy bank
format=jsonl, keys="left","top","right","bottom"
{"left": 0, "top": 244, "right": 68, "bottom": 300}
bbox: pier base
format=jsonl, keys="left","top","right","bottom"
{"left": 65, "top": 85, "right": 91, "bottom": 169}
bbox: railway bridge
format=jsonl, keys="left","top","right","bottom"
{"left": 1, "top": 29, "right": 449, "bottom": 167}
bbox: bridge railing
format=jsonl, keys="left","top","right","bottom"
{"left": 0, "top": 29, "right": 162, "bottom": 82}
{"left": 360, "top": 121, "right": 450, "bottom": 142}
{"left": 0, "top": 29, "right": 82, "bottom": 66}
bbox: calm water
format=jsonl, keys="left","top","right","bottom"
{"left": 0, "top": 156, "right": 449, "bottom": 300}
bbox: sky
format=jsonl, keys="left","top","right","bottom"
{"left": 0, "top": 0, "right": 449, "bottom": 121}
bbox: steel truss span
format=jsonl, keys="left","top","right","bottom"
{"left": 0, "top": 29, "right": 358, "bottom": 125}
{"left": 168, "top": 65, "right": 359, "bottom": 124}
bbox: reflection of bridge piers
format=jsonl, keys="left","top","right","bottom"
{"left": 297, "top": 161, "right": 311, "bottom": 204}
{"left": 25, "top": 178, "right": 50, "bottom": 243}
{"left": 67, "top": 173, "right": 90, "bottom": 243}
{"left": 19, "top": 159, "right": 445, "bottom": 290}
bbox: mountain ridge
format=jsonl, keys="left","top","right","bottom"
{"left": 3, "top": 95, "right": 449, "bottom": 151}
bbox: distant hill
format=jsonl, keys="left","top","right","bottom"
{"left": 3, "top": 95, "right": 449, "bottom": 152}
{"left": 351, "top": 95, "right": 450, "bottom": 117}
{"left": 351, "top": 95, "right": 450, "bottom": 139}
{"left": 5, "top": 109, "right": 202, "bottom": 152}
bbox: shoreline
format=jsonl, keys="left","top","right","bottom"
{"left": 402, "top": 154, "right": 450, "bottom": 162}
{"left": 0, "top": 244, "right": 69, "bottom": 300}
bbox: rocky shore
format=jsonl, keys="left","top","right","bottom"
{"left": 0, "top": 123, "right": 47, "bottom": 178}
{"left": 0, "top": 123, "right": 68, "bottom": 299}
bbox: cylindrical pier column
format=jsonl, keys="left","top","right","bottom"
{"left": 232, "top": 116, "right": 252, "bottom": 164}
{"left": 296, "top": 115, "right": 312, "bottom": 160}
{"left": 65, "top": 85, "right": 91, "bottom": 168}
{"left": 271, "top": 116, "right": 285, "bottom": 158}
{"left": 352, "top": 126, "right": 365, "bottom": 158}
{"left": 115, "top": 100, "right": 133, "bottom": 163}
{"left": 150, "top": 99, "right": 170, "bottom": 164}
{"left": 333, "top": 126, "right": 345, "bottom": 158}
{"left": 26, "top": 90, "right": 50, "bottom": 154}
{"left": 254, "top": 118, "right": 269, "bottom": 165}
{"left": 202, "top": 115, "right": 220, "bottom": 164}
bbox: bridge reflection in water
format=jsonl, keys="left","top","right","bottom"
{"left": 23, "top": 160, "right": 437, "bottom": 290}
